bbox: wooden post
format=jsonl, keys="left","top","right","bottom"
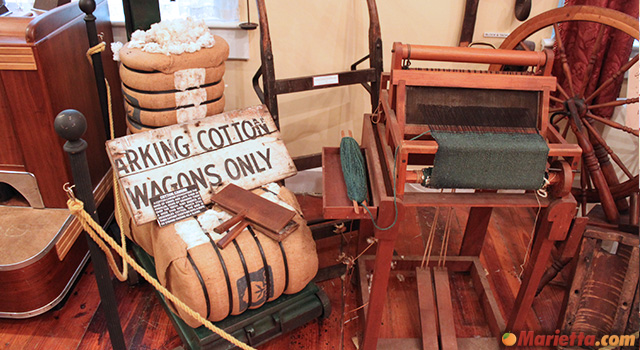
{"left": 458, "top": 0, "right": 479, "bottom": 47}
{"left": 459, "top": 207, "right": 493, "bottom": 256}
{"left": 54, "top": 109, "right": 126, "bottom": 350}
{"left": 507, "top": 195, "right": 577, "bottom": 332}
{"left": 361, "top": 200, "right": 404, "bottom": 350}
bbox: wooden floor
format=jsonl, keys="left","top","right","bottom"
{"left": 0, "top": 194, "right": 568, "bottom": 350}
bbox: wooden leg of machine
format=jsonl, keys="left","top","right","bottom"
{"left": 361, "top": 200, "right": 404, "bottom": 350}
{"left": 535, "top": 217, "right": 588, "bottom": 295}
{"left": 507, "top": 196, "right": 577, "bottom": 332}
{"left": 459, "top": 207, "right": 493, "bottom": 256}
{"left": 358, "top": 217, "right": 375, "bottom": 254}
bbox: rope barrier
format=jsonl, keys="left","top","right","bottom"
{"left": 66, "top": 196, "right": 256, "bottom": 350}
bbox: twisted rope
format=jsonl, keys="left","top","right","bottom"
{"left": 66, "top": 198, "right": 256, "bottom": 350}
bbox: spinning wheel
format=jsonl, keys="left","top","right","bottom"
{"left": 490, "top": 5, "right": 639, "bottom": 224}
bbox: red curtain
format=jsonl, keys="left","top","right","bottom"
{"left": 552, "top": 0, "right": 638, "bottom": 118}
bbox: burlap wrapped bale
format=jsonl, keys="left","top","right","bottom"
{"left": 119, "top": 35, "right": 229, "bottom": 74}
{"left": 123, "top": 79, "right": 225, "bottom": 110}
{"left": 119, "top": 63, "right": 226, "bottom": 92}
{"left": 125, "top": 115, "right": 155, "bottom": 134}
{"left": 118, "top": 185, "right": 318, "bottom": 328}
{"left": 124, "top": 94, "right": 225, "bottom": 127}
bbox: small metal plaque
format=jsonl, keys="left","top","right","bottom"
{"left": 150, "top": 185, "right": 206, "bottom": 227}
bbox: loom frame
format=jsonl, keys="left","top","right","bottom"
{"left": 382, "top": 43, "right": 582, "bottom": 197}
{"left": 322, "top": 43, "right": 586, "bottom": 350}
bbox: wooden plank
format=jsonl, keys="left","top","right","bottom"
{"left": 470, "top": 259, "right": 506, "bottom": 337}
{"left": 378, "top": 338, "right": 421, "bottom": 350}
{"left": 416, "top": 268, "right": 439, "bottom": 350}
{"left": 106, "top": 105, "right": 297, "bottom": 225}
{"left": 459, "top": 207, "right": 493, "bottom": 256}
{"left": 361, "top": 255, "right": 474, "bottom": 273}
{"left": 0, "top": 61, "right": 37, "bottom": 72}
{"left": 275, "top": 69, "right": 376, "bottom": 95}
{"left": 0, "top": 54, "right": 35, "bottom": 63}
{"left": 391, "top": 70, "right": 556, "bottom": 92}
{"left": 322, "top": 147, "right": 377, "bottom": 220}
{"left": 457, "top": 337, "right": 499, "bottom": 350}
{"left": 362, "top": 117, "right": 392, "bottom": 203}
{"left": 404, "top": 192, "right": 551, "bottom": 208}
{"left": 432, "top": 267, "right": 458, "bottom": 350}
{"left": 0, "top": 47, "right": 33, "bottom": 55}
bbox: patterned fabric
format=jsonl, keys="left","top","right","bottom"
{"left": 553, "top": 0, "right": 638, "bottom": 118}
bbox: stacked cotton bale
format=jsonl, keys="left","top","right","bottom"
{"left": 116, "top": 18, "right": 229, "bottom": 133}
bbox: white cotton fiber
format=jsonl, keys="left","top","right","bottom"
{"left": 260, "top": 184, "right": 297, "bottom": 213}
{"left": 174, "top": 217, "right": 210, "bottom": 249}
{"left": 196, "top": 209, "right": 231, "bottom": 241}
{"left": 111, "top": 41, "right": 124, "bottom": 61}
{"left": 128, "top": 17, "right": 216, "bottom": 56}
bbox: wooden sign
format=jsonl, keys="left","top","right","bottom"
{"left": 106, "top": 105, "right": 297, "bottom": 225}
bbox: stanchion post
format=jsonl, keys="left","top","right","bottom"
{"left": 79, "top": 0, "right": 110, "bottom": 139}
{"left": 54, "top": 109, "right": 126, "bottom": 350}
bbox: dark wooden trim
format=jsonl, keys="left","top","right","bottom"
{"left": 275, "top": 69, "right": 376, "bottom": 95}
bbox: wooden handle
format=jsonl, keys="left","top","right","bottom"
{"left": 217, "top": 221, "right": 249, "bottom": 249}
{"left": 213, "top": 210, "right": 247, "bottom": 234}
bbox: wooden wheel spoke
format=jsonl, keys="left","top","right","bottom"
{"left": 549, "top": 107, "right": 564, "bottom": 113}
{"left": 580, "top": 161, "right": 590, "bottom": 216}
{"left": 556, "top": 82, "right": 571, "bottom": 100}
{"left": 561, "top": 118, "right": 571, "bottom": 139}
{"left": 587, "top": 97, "right": 639, "bottom": 111}
{"left": 579, "top": 24, "right": 606, "bottom": 98}
{"left": 586, "top": 54, "right": 639, "bottom": 103}
{"left": 582, "top": 117, "right": 635, "bottom": 179}
{"left": 586, "top": 112, "right": 639, "bottom": 137}
{"left": 550, "top": 95, "right": 565, "bottom": 104}
{"left": 554, "top": 23, "right": 576, "bottom": 96}
{"left": 518, "top": 41, "right": 532, "bottom": 51}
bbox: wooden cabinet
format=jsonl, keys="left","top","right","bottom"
{"left": 0, "top": 0, "right": 125, "bottom": 318}
{"left": 0, "top": 0, "right": 125, "bottom": 208}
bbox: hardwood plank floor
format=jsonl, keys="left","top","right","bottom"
{"left": 0, "top": 196, "right": 567, "bottom": 350}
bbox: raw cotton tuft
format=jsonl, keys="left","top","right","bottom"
{"left": 128, "top": 17, "right": 216, "bottom": 56}
{"left": 111, "top": 41, "right": 124, "bottom": 61}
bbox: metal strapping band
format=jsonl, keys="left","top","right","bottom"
{"left": 186, "top": 251, "right": 211, "bottom": 319}
{"left": 278, "top": 241, "right": 289, "bottom": 292}
{"left": 233, "top": 239, "right": 253, "bottom": 312}
{"left": 248, "top": 226, "right": 271, "bottom": 305}
{"left": 209, "top": 238, "right": 233, "bottom": 317}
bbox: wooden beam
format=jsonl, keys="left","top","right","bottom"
{"left": 433, "top": 267, "right": 458, "bottom": 350}
{"left": 416, "top": 268, "right": 439, "bottom": 350}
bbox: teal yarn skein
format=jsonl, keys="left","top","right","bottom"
{"left": 340, "top": 136, "right": 368, "bottom": 204}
